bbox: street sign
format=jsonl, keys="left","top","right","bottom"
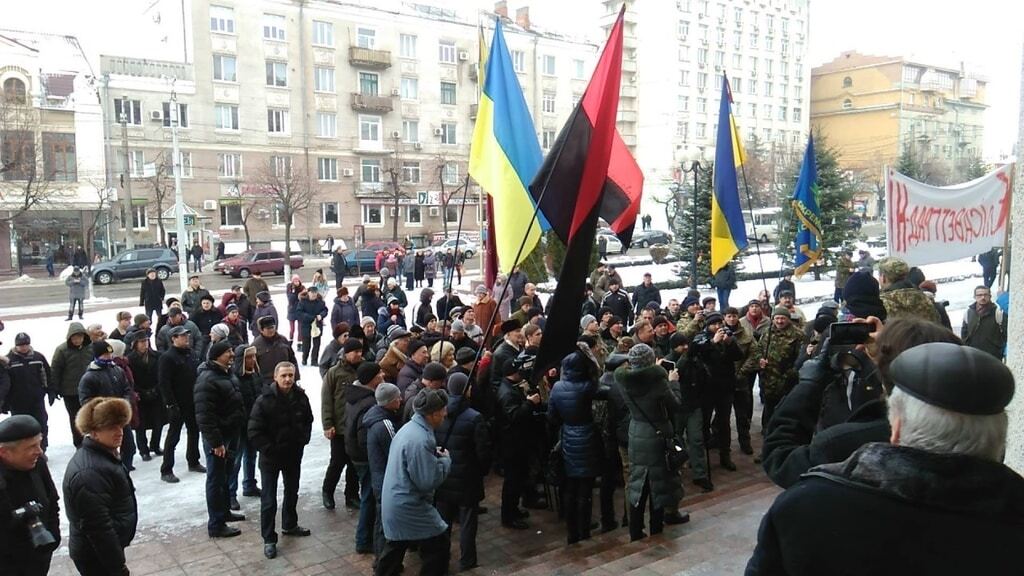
{"left": 183, "top": 214, "right": 195, "bottom": 226}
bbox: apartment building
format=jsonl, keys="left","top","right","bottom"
{"left": 101, "top": 0, "right": 597, "bottom": 253}
{"left": 600, "top": 0, "right": 811, "bottom": 224}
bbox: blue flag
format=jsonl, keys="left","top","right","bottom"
{"left": 791, "top": 135, "right": 823, "bottom": 277}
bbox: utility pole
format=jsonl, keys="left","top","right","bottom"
{"left": 683, "top": 160, "right": 702, "bottom": 289}
{"left": 169, "top": 84, "right": 188, "bottom": 294}
{"left": 119, "top": 95, "right": 135, "bottom": 250}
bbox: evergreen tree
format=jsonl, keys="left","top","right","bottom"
{"left": 896, "top": 146, "right": 925, "bottom": 182}
{"left": 670, "top": 162, "right": 714, "bottom": 285}
{"left": 777, "top": 135, "right": 858, "bottom": 276}
{"left": 963, "top": 155, "right": 989, "bottom": 181}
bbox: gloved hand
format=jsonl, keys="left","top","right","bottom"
{"left": 47, "top": 389, "right": 60, "bottom": 406}
{"left": 166, "top": 404, "right": 180, "bottom": 422}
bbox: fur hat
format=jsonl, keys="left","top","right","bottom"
{"left": 76, "top": 397, "right": 132, "bottom": 434}
{"left": 413, "top": 388, "right": 449, "bottom": 416}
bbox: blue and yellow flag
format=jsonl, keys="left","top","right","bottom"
{"left": 469, "top": 19, "right": 545, "bottom": 273}
{"left": 791, "top": 135, "right": 823, "bottom": 277}
{"left": 711, "top": 75, "right": 749, "bottom": 274}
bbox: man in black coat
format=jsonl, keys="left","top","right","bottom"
{"left": 632, "top": 273, "right": 661, "bottom": 317}
{"left": 139, "top": 268, "right": 166, "bottom": 325}
{"left": 191, "top": 294, "right": 223, "bottom": 338}
{"left": 194, "top": 340, "right": 247, "bottom": 538}
{"left": 689, "top": 312, "right": 743, "bottom": 471}
{"left": 344, "top": 362, "right": 384, "bottom": 555}
{"left": 158, "top": 326, "right": 203, "bottom": 482}
{"left": 497, "top": 357, "right": 542, "bottom": 529}
{"left": 248, "top": 361, "right": 314, "bottom": 559}
{"left": 253, "top": 317, "right": 299, "bottom": 387}
{"left": 601, "top": 279, "right": 634, "bottom": 327}
{"left": 747, "top": 343, "right": 1024, "bottom": 575}
{"left": 4, "top": 334, "right": 54, "bottom": 449}
{"left": 0, "top": 416, "right": 60, "bottom": 575}
{"left": 331, "top": 247, "right": 347, "bottom": 289}
{"left": 434, "top": 373, "right": 490, "bottom": 571}
{"left": 77, "top": 341, "right": 137, "bottom": 471}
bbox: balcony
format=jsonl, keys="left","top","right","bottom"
{"left": 349, "top": 46, "right": 392, "bottom": 69}
{"left": 469, "top": 66, "right": 478, "bottom": 83}
{"left": 469, "top": 103, "right": 478, "bottom": 120}
{"left": 351, "top": 93, "right": 394, "bottom": 113}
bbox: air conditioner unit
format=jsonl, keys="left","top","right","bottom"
{"left": 413, "top": 142, "right": 423, "bottom": 150}
{"left": 203, "top": 199, "right": 217, "bottom": 211}
{"left": 433, "top": 128, "right": 443, "bottom": 136}
{"left": 342, "top": 168, "right": 354, "bottom": 177}
{"left": 753, "top": 25, "right": 759, "bottom": 32}
{"left": 700, "top": 39, "right": 708, "bottom": 46}
{"left": 390, "top": 88, "right": 401, "bottom": 96}
{"left": 149, "top": 110, "right": 163, "bottom": 122}
{"left": 429, "top": 206, "right": 440, "bottom": 217}
{"left": 718, "top": 17, "right": 725, "bottom": 24}
{"left": 390, "top": 207, "right": 398, "bottom": 217}
{"left": 390, "top": 130, "right": 401, "bottom": 139}
{"left": 458, "top": 51, "right": 469, "bottom": 61}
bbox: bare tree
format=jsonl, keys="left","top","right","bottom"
{"left": 253, "top": 157, "right": 318, "bottom": 279}
{"left": 81, "top": 180, "right": 114, "bottom": 265}
{"left": 138, "top": 151, "right": 174, "bottom": 245}
{"left": 0, "top": 88, "right": 75, "bottom": 222}
{"left": 234, "top": 179, "right": 267, "bottom": 250}
{"left": 381, "top": 138, "right": 411, "bottom": 242}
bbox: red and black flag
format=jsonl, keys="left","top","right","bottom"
{"left": 529, "top": 8, "right": 643, "bottom": 373}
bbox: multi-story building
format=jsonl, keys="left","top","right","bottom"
{"left": 600, "top": 0, "right": 811, "bottom": 223}
{"left": 0, "top": 30, "right": 106, "bottom": 271}
{"left": 101, "top": 0, "right": 597, "bottom": 254}
{"left": 811, "top": 51, "right": 987, "bottom": 215}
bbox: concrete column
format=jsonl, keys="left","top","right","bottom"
{"left": 1004, "top": 42, "right": 1024, "bottom": 474}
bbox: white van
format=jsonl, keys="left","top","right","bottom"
{"left": 743, "top": 207, "right": 782, "bottom": 244}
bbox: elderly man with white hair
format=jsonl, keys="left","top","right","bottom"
{"left": 746, "top": 342, "right": 1023, "bottom": 575}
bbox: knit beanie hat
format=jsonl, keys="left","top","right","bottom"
{"left": 343, "top": 338, "right": 364, "bottom": 354}
{"left": 357, "top": 362, "right": 382, "bottom": 385}
{"left": 210, "top": 323, "right": 230, "bottom": 341}
{"left": 92, "top": 340, "right": 113, "bottom": 358}
{"left": 413, "top": 388, "right": 449, "bottom": 415}
{"left": 842, "top": 270, "right": 888, "bottom": 321}
{"left": 628, "top": 343, "right": 656, "bottom": 369}
{"left": 375, "top": 382, "right": 401, "bottom": 406}
{"left": 580, "top": 314, "right": 597, "bottom": 332}
{"left": 455, "top": 347, "right": 476, "bottom": 365}
{"left": 771, "top": 306, "right": 791, "bottom": 319}
{"left": 422, "top": 362, "right": 448, "bottom": 382}
{"left": 208, "top": 339, "right": 233, "bottom": 362}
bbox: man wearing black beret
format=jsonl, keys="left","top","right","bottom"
{"left": 0, "top": 415, "right": 60, "bottom": 574}
{"left": 748, "top": 342, "right": 1024, "bottom": 575}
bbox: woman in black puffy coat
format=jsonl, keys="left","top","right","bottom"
{"left": 547, "top": 337, "right": 604, "bottom": 544}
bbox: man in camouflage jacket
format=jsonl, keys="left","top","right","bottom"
{"left": 756, "top": 307, "right": 804, "bottom": 432}
{"left": 877, "top": 257, "right": 940, "bottom": 324}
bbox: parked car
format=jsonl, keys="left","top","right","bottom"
{"left": 431, "top": 237, "right": 478, "bottom": 259}
{"left": 343, "top": 249, "right": 380, "bottom": 274}
{"left": 218, "top": 250, "right": 303, "bottom": 278}
{"left": 630, "top": 229, "right": 673, "bottom": 248}
{"left": 363, "top": 241, "right": 406, "bottom": 255}
{"left": 91, "top": 248, "right": 179, "bottom": 285}
{"left": 597, "top": 233, "right": 624, "bottom": 254}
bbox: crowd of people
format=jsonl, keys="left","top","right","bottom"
{"left": 0, "top": 247, "right": 1020, "bottom": 575}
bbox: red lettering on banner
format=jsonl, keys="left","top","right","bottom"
{"left": 902, "top": 203, "right": 1001, "bottom": 247}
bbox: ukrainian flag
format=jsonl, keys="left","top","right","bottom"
{"left": 469, "top": 19, "right": 545, "bottom": 273}
{"left": 791, "top": 135, "right": 823, "bottom": 277}
{"left": 710, "top": 75, "right": 749, "bottom": 275}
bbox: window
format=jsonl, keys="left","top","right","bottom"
{"left": 267, "top": 108, "right": 288, "bottom": 133}
{"left": 680, "top": 70, "right": 690, "bottom": 86}
{"left": 440, "top": 82, "right": 457, "bottom": 105}
{"left": 218, "top": 153, "right": 241, "bottom": 178}
{"left": 765, "top": 35, "right": 773, "bottom": 50}
{"left": 313, "top": 20, "right": 333, "bottom": 46}
{"left": 781, "top": 18, "right": 789, "bottom": 35}
{"left": 314, "top": 67, "right": 335, "bottom": 92}
{"left": 733, "top": 78, "right": 742, "bottom": 93}
{"left": 763, "top": 104, "right": 772, "bottom": 119}
{"left": 763, "top": 128, "right": 772, "bottom": 142}
{"left": 542, "top": 55, "right": 556, "bottom": 76}
{"left": 678, "top": 46, "right": 689, "bottom": 62}
{"left": 734, "top": 7, "right": 742, "bottom": 24}
{"left": 359, "top": 72, "right": 379, "bottom": 96}
{"left": 750, "top": 33, "right": 758, "bottom": 48}
{"left": 2, "top": 78, "right": 26, "bottom": 104}
{"left": 766, "top": 13, "right": 774, "bottom": 31}
{"left": 400, "top": 77, "right": 418, "bottom": 99}
{"left": 902, "top": 65, "right": 920, "bottom": 84}
{"left": 676, "top": 120, "right": 689, "bottom": 140}
{"left": 438, "top": 40, "right": 456, "bottom": 64}
{"left": 680, "top": 0, "right": 691, "bottom": 12}
{"left": 749, "top": 56, "right": 758, "bottom": 71}
{"left": 400, "top": 34, "right": 417, "bottom": 58}
{"left": 220, "top": 202, "right": 243, "bottom": 227}
{"left": 317, "top": 112, "right": 336, "bottom": 138}
{"left": 793, "top": 107, "right": 801, "bottom": 122}
{"left": 678, "top": 95, "right": 689, "bottom": 111}
{"left": 733, "top": 31, "right": 742, "bottom": 50}
{"left": 131, "top": 205, "right": 148, "bottom": 229}
{"left": 715, "top": 50, "right": 724, "bottom": 66}
{"left": 733, "top": 53, "right": 742, "bottom": 69}
{"left": 359, "top": 115, "right": 381, "bottom": 144}
{"left": 440, "top": 122, "right": 457, "bottom": 145}
{"left": 697, "top": 97, "right": 707, "bottom": 113}
{"left": 0, "top": 131, "right": 33, "bottom": 181}
{"left": 357, "top": 27, "right": 376, "bottom": 49}
{"left": 361, "top": 159, "right": 381, "bottom": 182}
{"left": 266, "top": 61, "right": 288, "bottom": 87}
{"left": 263, "top": 14, "right": 286, "bottom": 41}
{"left": 780, "top": 61, "right": 789, "bottom": 76}
{"left": 215, "top": 104, "right": 239, "bottom": 130}
{"left": 362, "top": 204, "right": 383, "bottom": 225}
{"left": 748, "top": 103, "right": 757, "bottom": 118}
{"left": 401, "top": 161, "right": 420, "bottom": 183}
{"left": 678, "top": 20, "right": 689, "bottom": 38}
{"left": 697, "top": 48, "right": 707, "bottom": 65}
{"left": 512, "top": 50, "right": 525, "bottom": 73}
{"left": 210, "top": 5, "right": 235, "bottom": 33}
{"left": 748, "top": 80, "right": 757, "bottom": 95}
{"left": 842, "top": 99, "right": 852, "bottom": 110}
{"left": 42, "top": 133, "right": 76, "bottom": 182}
{"left": 766, "top": 59, "right": 773, "bottom": 75}
{"left": 778, "top": 106, "right": 787, "bottom": 121}
{"left": 542, "top": 92, "right": 556, "bottom": 113}
{"left": 574, "top": 59, "right": 586, "bottom": 79}
{"left": 318, "top": 157, "right": 338, "bottom": 181}
{"left": 272, "top": 204, "right": 293, "bottom": 227}
{"left": 781, "top": 40, "right": 789, "bottom": 56}
{"left": 445, "top": 205, "right": 459, "bottom": 224}
{"left": 320, "top": 202, "right": 339, "bottom": 225}
{"left": 842, "top": 76, "right": 853, "bottom": 89}
{"left": 271, "top": 155, "right": 292, "bottom": 178}
{"left": 175, "top": 151, "right": 193, "bottom": 178}
{"left": 697, "top": 73, "right": 707, "bottom": 90}
{"left": 402, "top": 119, "right": 419, "bottom": 143}
{"left": 128, "top": 149, "right": 144, "bottom": 178}
{"left": 405, "top": 205, "right": 422, "bottom": 225}
{"left": 213, "top": 54, "right": 236, "bottom": 81}
{"left": 113, "top": 98, "right": 142, "bottom": 125}
{"left": 542, "top": 129, "right": 556, "bottom": 149}
{"left": 764, "top": 82, "right": 772, "bottom": 96}
{"left": 161, "top": 102, "right": 189, "bottom": 127}
{"left": 442, "top": 162, "right": 459, "bottom": 185}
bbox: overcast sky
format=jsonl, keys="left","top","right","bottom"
{"left": 5, "top": 0, "right": 1021, "bottom": 160}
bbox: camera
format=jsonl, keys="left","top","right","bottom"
{"left": 722, "top": 326, "right": 734, "bottom": 337}
{"left": 12, "top": 501, "right": 57, "bottom": 549}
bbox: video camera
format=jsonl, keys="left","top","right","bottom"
{"left": 12, "top": 501, "right": 57, "bottom": 549}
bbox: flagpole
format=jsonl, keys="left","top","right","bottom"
{"left": 438, "top": 174, "right": 472, "bottom": 341}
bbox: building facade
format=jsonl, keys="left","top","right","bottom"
{"left": 101, "top": 0, "right": 596, "bottom": 255}
{"left": 601, "top": 0, "right": 811, "bottom": 226}
{"left": 811, "top": 51, "right": 988, "bottom": 216}
{"left": 0, "top": 30, "right": 107, "bottom": 272}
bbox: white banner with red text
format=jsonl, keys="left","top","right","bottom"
{"left": 885, "top": 163, "right": 1013, "bottom": 266}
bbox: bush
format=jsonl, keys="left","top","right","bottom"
{"left": 649, "top": 245, "right": 670, "bottom": 264}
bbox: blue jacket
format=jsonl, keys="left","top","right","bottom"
{"left": 381, "top": 412, "right": 451, "bottom": 541}
{"left": 331, "top": 296, "right": 360, "bottom": 330}
{"left": 547, "top": 352, "right": 602, "bottom": 478}
{"left": 363, "top": 404, "right": 402, "bottom": 498}
{"left": 296, "top": 296, "right": 329, "bottom": 341}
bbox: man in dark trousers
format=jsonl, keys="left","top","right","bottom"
{"left": 194, "top": 340, "right": 247, "bottom": 538}
{"left": 158, "top": 326, "right": 204, "bottom": 483}
{"left": 690, "top": 312, "right": 743, "bottom": 471}
{"left": 332, "top": 246, "right": 348, "bottom": 290}
{"left": 51, "top": 322, "right": 91, "bottom": 448}
{"left": 248, "top": 362, "right": 314, "bottom": 559}
{"left": 345, "top": 362, "right": 385, "bottom": 555}
{"left": 4, "top": 333, "right": 55, "bottom": 449}
{"left": 253, "top": 317, "right": 299, "bottom": 387}
{"left": 0, "top": 415, "right": 61, "bottom": 575}
{"left": 139, "top": 268, "right": 166, "bottom": 325}
{"left": 190, "top": 241, "right": 204, "bottom": 273}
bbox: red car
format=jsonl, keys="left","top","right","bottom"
{"left": 219, "top": 250, "right": 303, "bottom": 278}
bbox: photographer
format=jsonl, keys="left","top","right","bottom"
{"left": 0, "top": 416, "right": 60, "bottom": 575}
{"left": 761, "top": 317, "right": 961, "bottom": 488}
{"left": 690, "top": 312, "right": 743, "bottom": 471}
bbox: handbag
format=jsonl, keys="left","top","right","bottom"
{"left": 622, "top": 386, "right": 689, "bottom": 473}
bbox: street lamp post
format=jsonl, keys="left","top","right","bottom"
{"left": 682, "top": 160, "right": 703, "bottom": 289}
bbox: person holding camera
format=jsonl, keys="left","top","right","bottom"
{"left": 497, "top": 355, "right": 543, "bottom": 530}
{"left": 690, "top": 312, "right": 744, "bottom": 471}
{"left": 0, "top": 415, "right": 60, "bottom": 575}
